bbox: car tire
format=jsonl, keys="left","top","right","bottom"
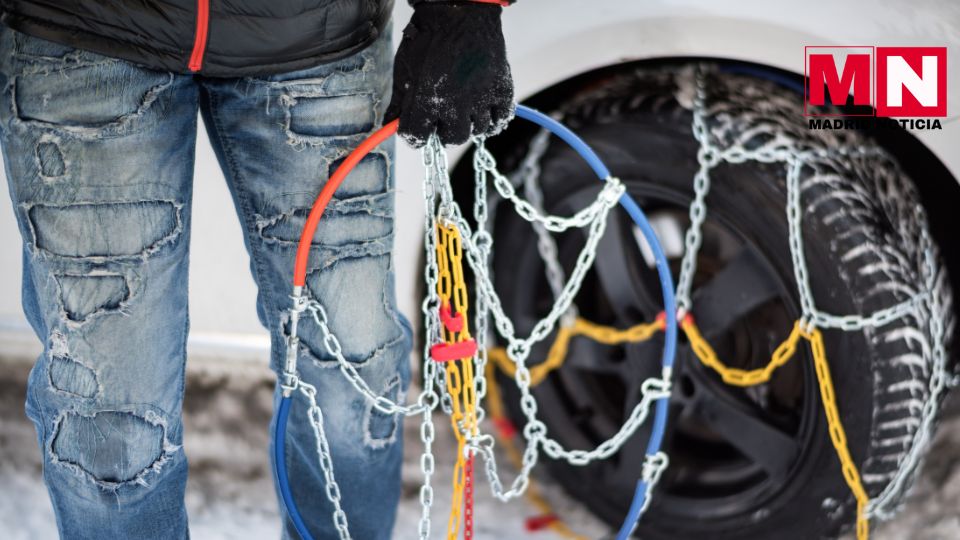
{"left": 488, "top": 64, "right": 954, "bottom": 539}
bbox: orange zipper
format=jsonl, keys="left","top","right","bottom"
{"left": 187, "top": 0, "right": 209, "bottom": 72}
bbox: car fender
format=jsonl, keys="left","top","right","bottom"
{"left": 500, "top": 0, "right": 960, "bottom": 180}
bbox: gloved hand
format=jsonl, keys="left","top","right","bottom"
{"left": 385, "top": 1, "right": 515, "bottom": 148}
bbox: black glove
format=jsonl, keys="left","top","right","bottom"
{"left": 385, "top": 2, "right": 515, "bottom": 148}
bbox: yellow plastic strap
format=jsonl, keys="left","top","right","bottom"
{"left": 488, "top": 316, "right": 665, "bottom": 387}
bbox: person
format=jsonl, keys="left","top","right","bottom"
{"left": 0, "top": 0, "right": 515, "bottom": 538}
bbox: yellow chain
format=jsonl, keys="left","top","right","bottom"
{"left": 435, "top": 222, "right": 479, "bottom": 540}
{"left": 802, "top": 325, "right": 870, "bottom": 540}
{"left": 437, "top": 225, "right": 453, "bottom": 305}
{"left": 683, "top": 317, "right": 802, "bottom": 386}
{"left": 487, "top": 316, "right": 665, "bottom": 386}
{"left": 485, "top": 309, "right": 868, "bottom": 539}
{"left": 686, "top": 316, "right": 869, "bottom": 539}
{"left": 447, "top": 221, "right": 469, "bottom": 318}
{"left": 483, "top": 316, "right": 663, "bottom": 539}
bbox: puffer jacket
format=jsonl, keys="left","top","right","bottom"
{"left": 0, "top": 0, "right": 428, "bottom": 77}
{"left": 0, "top": 1, "right": 515, "bottom": 77}
{"left": 0, "top": 0, "right": 512, "bottom": 77}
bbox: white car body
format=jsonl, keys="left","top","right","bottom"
{"left": 1, "top": 0, "right": 956, "bottom": 362}
{"left": 390, "top": 0, "right": 959, "bottom": 331}
{"left": 498, "top": 0, "right": 959, "bottom": 177}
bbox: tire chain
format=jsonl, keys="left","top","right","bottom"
{"left": 517, "top": 64, "right": 948, "bottom": 521}
{"left": 274, "top": 61, "right": 947, "bottom": 538}
{"left": 278, "top": 126, "right": 671, "bottom": 538}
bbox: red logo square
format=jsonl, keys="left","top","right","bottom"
{"left": 804, "top": 46, "right": 875, "bottom": 117}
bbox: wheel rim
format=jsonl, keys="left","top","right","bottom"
{"left": 495, "top": 177, "right": 824, "bottom": 529}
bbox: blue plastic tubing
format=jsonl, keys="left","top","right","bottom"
{"left": 273, "top": 104, "right": 677, "bottom": 540}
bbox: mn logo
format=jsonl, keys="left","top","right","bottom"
{"left": 805, "top": 46, "right": 947, "bottom": 117}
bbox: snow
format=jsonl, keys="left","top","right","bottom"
{"left": 1, "top": 356, "right": 958, "bottom": 539}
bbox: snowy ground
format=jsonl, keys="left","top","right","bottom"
{"left": 0, "top": 356, "right": 607, "bottom": 540}
{"left": 1, "top": 354, "right": 958, "bottom": 539}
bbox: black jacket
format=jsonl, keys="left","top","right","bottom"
{"left": 0, "top": 0, "right": 514, "bottom": 77}
{"left": 0, "top": 0, "right": 439, "bottom": 77}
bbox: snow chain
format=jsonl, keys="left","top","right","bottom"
{"left": 488, "top": 315, "right": 666, "bottom": 385}
{"left": 273, "top": 61, "right": 948, "bottom": 540}
{"left": 432, "top": 221, "right": 481, "bottom": 539}
{"left": 683, "top": 316, "right": 869, "bottom": 538}
{"left": 493, "top": 66, "right": 949, "bottom": 539}
{"left": 277, "top": 106, "right": 676, "bottom": 540}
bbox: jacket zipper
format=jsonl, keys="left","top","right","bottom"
{"left": 187, "top": 0, "right": 210, "bottom": 72}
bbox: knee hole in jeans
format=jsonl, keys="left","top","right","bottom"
{"left": 50, "top": 409, "right": 179, "bottom": 488}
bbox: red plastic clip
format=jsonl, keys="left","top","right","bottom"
{"left": 439, "top": 303, "right": 465, "bottom": 333}
{"left": 655, "top": 311, "right": 667, "bottom": 329}
{"left": 430, "top": 339, "right": 478, "bottom": 362}
{"left": 524, "top": 514, "right": 559, "bottom": 532}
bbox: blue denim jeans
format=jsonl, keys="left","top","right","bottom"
{"left": 0, "top": 22, "right": 411, "bottom": 540}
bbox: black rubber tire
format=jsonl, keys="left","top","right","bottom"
{"left": 489, "top": 65, "right": 953, "bottom": 539}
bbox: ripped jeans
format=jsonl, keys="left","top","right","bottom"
{"left": 0, "top": 22, "right": 411, "bottom": 540}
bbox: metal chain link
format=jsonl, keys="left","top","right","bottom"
{"left": 415, "top": 136, "right": 444, "bottom": 539}
{"left": 620, "top": 451, "right": 670, "bottom": 539}
{"left": 426, "top": 137, "right": 674, "bottom": 502}
{"left": 685, "top": 67, "right": 948, "bottom": 521}
{"left": 674, "top": 71, "right": 716, "bottom": 313}
{"left": 471, "top": 138, "right": 495, "bottom": 425}
{"left": 476, "top": 142, "right": 626, "bottom": 234}
{"left": 867, "top": 221, "right": 948, "bottom": 518}
{"left": 454, "top": 185, "right": 620, "bottom": 359}
{"left": 784, "top": 156, "right": 817, "bottom": 324}
{"left": 297, "top": 380, "right": 352, "bottom": 540}
{"left": 812, "top": 294, "right": 927, "bottom": 331}
{"left": 306, "top": 301, "right": 429, "bottom": 417}
{"left": 276, "top": 64, "right": 949, "bottom": 537}
{"left": 515, "top": 128, "right": 578, "bottom": 326}
{"left": 539, "top": 373, "right": 671, "bottom": 465}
